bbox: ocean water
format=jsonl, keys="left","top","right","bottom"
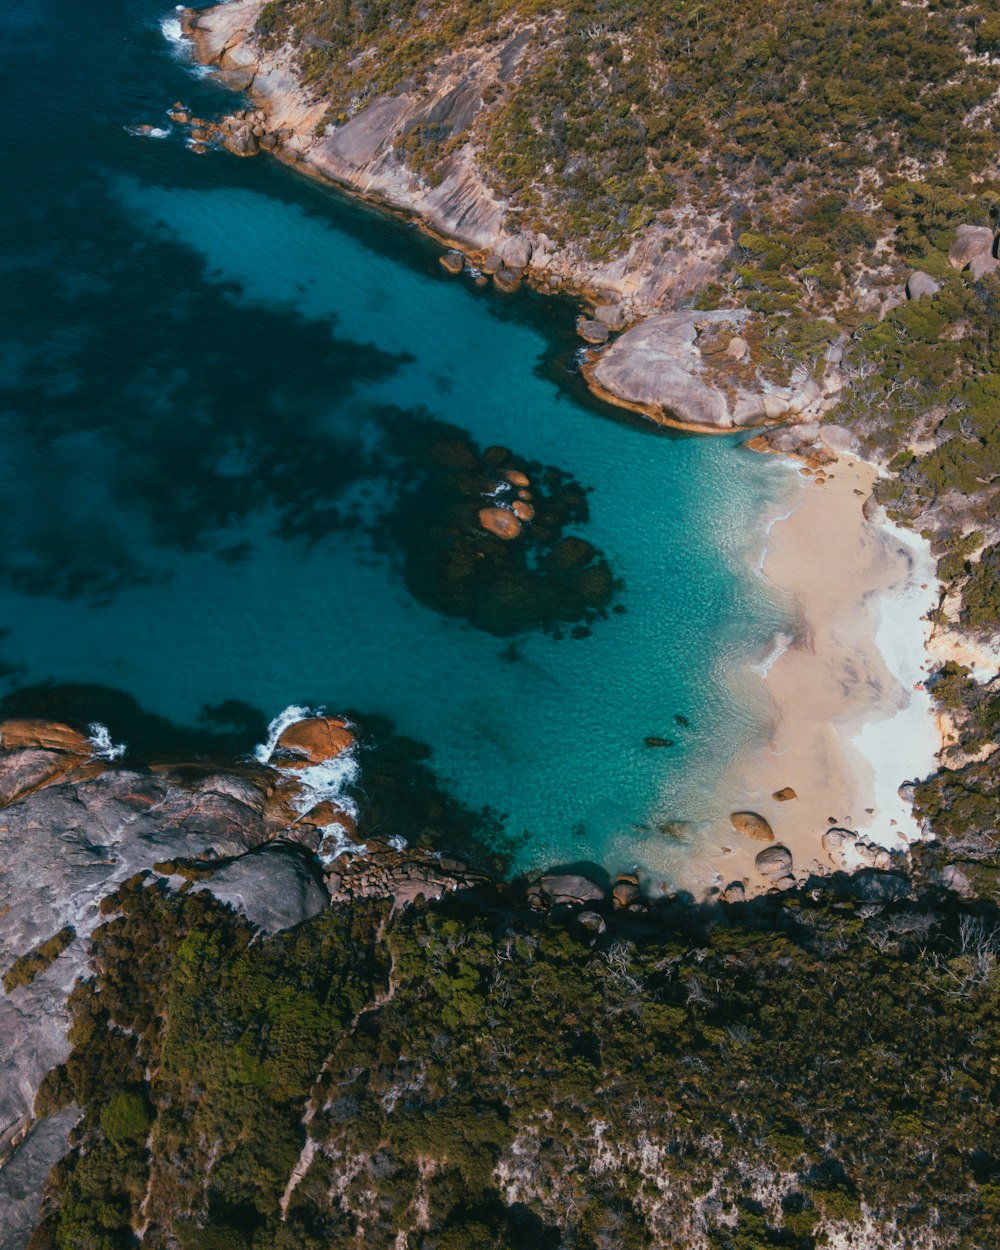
{"left": 0, "top": 0, "right": 792, "bottom": 877}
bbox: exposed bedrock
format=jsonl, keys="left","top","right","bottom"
{"left": 585, "top": 310, "right": 844, "bottom": 431}
{"left": 180, "top": 3, "right": 732, "bottom": 314}
{"left": 0, "top": 712, "right": 485, "bottom": 1213}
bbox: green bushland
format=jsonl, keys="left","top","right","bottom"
{"left": 3, "top": 925, "right": 75, "bottom": 992}
{"left": 30, "top": 877, "right": 1000, "bottom": 1250}
{"left": 252, "top": 0, "right": 998, "bottom": 263}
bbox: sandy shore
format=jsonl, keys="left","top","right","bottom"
{"left": 675, "top": 453, "right": 941, "bottom": 899}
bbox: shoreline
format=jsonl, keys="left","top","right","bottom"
{"left": 671, "top": 452, "right": 942, "bottom": 899}
{"left": 169, "top": 6, "right": 944, "bottom": 897}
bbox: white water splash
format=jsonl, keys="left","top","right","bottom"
{"left": 160, "top": 15, "right": 184, "bottom": 46}
{"left": 160, "top": 9, "right": 212, "bottom": 76}
{"left": 255, "top": 706, "right": 363, "bottom": 853}
{"left": 87, "top": 723, "right": 127, "bottom": 761}
{"left": 387, "top": 834, "right": 408, "bottom": 852}
{"left": 254, "top": 704, "right": 317, "bottom": 763}
{"left": 318, "top": 822, "right": 368, "bottom": 866}
{"left": 126, "top": 124, "right": 171, "bottom": 139}
{"left": 293, "top": 752, "right": 361, "bottom": 819}
{"left": 750, "top": 630, "right": 795, "bottom": 678}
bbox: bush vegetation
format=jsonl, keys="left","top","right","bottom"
{"left": 28, "top": 877, "right": 1000, "bottom": 1249}
{"left": 3, "top": 925, "right": 75, "bottom": 992}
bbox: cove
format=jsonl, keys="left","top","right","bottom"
{"left": 0, "top": 0, "right": 792, "bottom": 877}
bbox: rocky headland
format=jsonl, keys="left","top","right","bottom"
{"left": 172, "top": 2, "right": 994, "bottom": 437}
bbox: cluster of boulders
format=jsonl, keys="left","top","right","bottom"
{"left": 325, "top": 842, "right": 488, "bottom": 912}
{"left": 206, "top": 107, "right": 286, "bottom": 157}
{"left": 478, "top": 466, "right": 535, "bottom": 540}
{"left": 439, "top": 233, "right": 535, "bottom": 293}
{"left": 822, "top": 827, "right": 895, "bottom": 871}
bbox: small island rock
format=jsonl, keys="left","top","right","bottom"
{"left": 478, "top": 506, "right": 521, "bottom": 539}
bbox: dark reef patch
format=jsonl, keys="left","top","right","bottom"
{"left": 376, "top": 411, "right": 622, "bottom": 636}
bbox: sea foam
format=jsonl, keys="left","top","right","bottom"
{"left": 88, "top": 723, "right": 127, "bottom": 761}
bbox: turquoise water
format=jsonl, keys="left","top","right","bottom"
{"left": 0, "top": 0, "right": 790, "bottom": 876}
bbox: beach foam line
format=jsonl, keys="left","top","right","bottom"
{"left": 849, "top": 511, "right": 940, "bottom": 847}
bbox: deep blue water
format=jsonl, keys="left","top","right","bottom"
{"left": 0, "top": 0, "right": 792, "bottom": 877}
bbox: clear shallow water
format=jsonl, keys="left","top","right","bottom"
{"left": 0, "top": 0, "right": 791, "bottom": 876}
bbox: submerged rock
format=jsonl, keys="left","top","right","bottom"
{"left": 731, "top": 811, "right": 775, "bottom": 841}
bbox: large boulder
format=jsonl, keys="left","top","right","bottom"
{"left": 755, "top": 844, "right": 793, "bottom": 879}
{"left": 969, "top": 253, "right": 1000, "bottom": 281}
{"left": 730, "top": 811, "right": 775, "bottom": 841}
{"left": 539, "top": 873, "right": 605, "bottom": 905}
{"left": 497, "top": 234, "right": 532, "bottom": 270}
{"left": 948, "top": 224, "right": 995, "bottom": 270}
{"left": 906, "top": 271, "right": 941, "bottom": 300}
{"left": 195, "top": 845, "right": 329, "bottom": 933}
{"left": 274, "top": 716, "right": 354, "bottom": 766}
{"left": 478, "top": 506, "right": 521, "bottom": 539}
{"left": 577, "top": 318, "right": 609, "bottom": 344}
{"left": 594, "top": 303, "right": 627, "bottom": 331}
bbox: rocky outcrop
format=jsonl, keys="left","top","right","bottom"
{"left": 584, "top": 311, "right": 842, "bottom": 431}
{"left": 325, "top": 840, "right": 488, "bottom": 912}
{"left": 0, "top": 1107, "right": 80, "bottom": 1250}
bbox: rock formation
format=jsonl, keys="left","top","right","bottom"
{"left": 731, "top": 811, "right": 776, "bottom": 841}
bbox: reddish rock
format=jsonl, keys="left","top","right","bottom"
{"left": 0, "top": 720, "right": 92, "bottom": 756}
{"left": 439, "top": 251, "right": 464, "bottom": 274}
{"left": 505, "top": 468, "right": 530, "bottom": 488}
{"left": 772, "top": 787, "right": 797, "bottom": 802}
{"left": 478, "top": 506, "right": 521, "bottom": 540}
{"left": 511, "top": 499, "right": 534, "bottom": 522}
{"left": 275, "top": 716, "right": 354, "bottom": 766}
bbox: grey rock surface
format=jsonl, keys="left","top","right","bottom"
{"left": 539, "top": 873, "right": 606, "bottom": 904}
{"left": 906, "top": 271, "right": 941, "bottom": 300}
{"left": 0, "top": 1107, "right": 80, "bottom": 1250}
{"left": 755, "top": 845, "right": 793, "bottom": 879}
{"left": 948, "top": 224, "right": 995, "bottom": 270}
{"left": 194, "top": 844, "right": 328, "bottom": 933}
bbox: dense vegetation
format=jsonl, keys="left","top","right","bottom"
{"left": 28, "top": 874, "right": 1000, "bottom": 1249}
{"left": 3, "top": 926, "right": 75, "bottom": 993}
{"left": 255, "top": 0, "right": 999, "bottom": 259}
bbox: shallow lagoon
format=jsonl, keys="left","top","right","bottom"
{"left": 0, "top": 0, "right": 791, "bottom": 875}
